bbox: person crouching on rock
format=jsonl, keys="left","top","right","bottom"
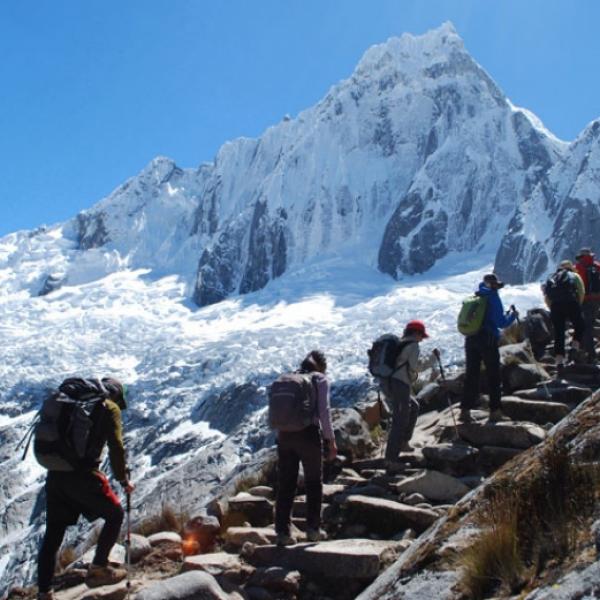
{"left": 274, "top": 350, "right": 337, "bottom": 546}
{"left": 460, "top": 274, "right": 518, "bottom": 424}
{"left": 382, "top": 320, "right": 428, "bottom": 466}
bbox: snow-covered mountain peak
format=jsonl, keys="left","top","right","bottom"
{"left": 355, "top": 22, "right": 465, "bottom": 78}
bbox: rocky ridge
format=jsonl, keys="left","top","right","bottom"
{"left": 9, "top": 313, "right": 600, "bottom": 600}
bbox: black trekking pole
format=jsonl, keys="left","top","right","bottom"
{"left": 432, "top": 348, "right": 460, "bottom": 440}
{"left": 125, "top": 468, "right": 132, "bottom": 599}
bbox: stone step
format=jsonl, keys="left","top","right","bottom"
{"left": 422, "top": 443, "right": 479, "bottom": 477}
{"left": 223, "top": 526, "right": 276, "bottom": 548}
{"left": 343, "top": 495, "right": 439, "bottom": 535}
{"left": 227, "top": 492, "right": 274, "bottom": 527}
{"left": 500, "top": 396, "right": 570, "bottom": 424}
{"left": 292, "top": 499, "right": 329, "bottom": 519}
{"left": 392, "top": 470, "right": 471, "bottom": 503}
{"left": 55, "top": 579, "right": 143, "bottom": 600}
{"left": 182, "top": 551, "right": 248, "bottom": 578}
{"left": 445, "top": 421, "right": 547, "bottom": 450}
{"left": 135, "top": 571, "right": 231, "bottom": 600}
{"left": 244, "top": 538, "right": 406, "bottom": 580}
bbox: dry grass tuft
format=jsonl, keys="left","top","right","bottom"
{"left": 459, "top": 441, "right": 600, "bottom": 599}
{"left": 134, "top": 503, "right": 188, "bottom": 537}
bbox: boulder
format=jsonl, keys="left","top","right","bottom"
{"left": 183, "top": 552, "right": 246, "bottom": 578}
{"left": 147, "top": 532, "right": 182, "bottom": 547}
{"left": 332, "top": 408, "right": 376, "bottom": 460}
{"left": 455, "top": 421, "right": 547, "bottom": 449}
{"left": 421, "top": 443, "right": 479, "bottom": 476}
{"left": 183, "top": 515, "right": 221, "bottom": 553}
{"left": 393, "top": 470, "right": 470, "bottom": 503}
{"left": 477, "top": 445, "right": 522, "bottom": 472}
{"left": 227, "top": 493, "right": 274, "bottom": 527}
{"left": 224, "top": 527, "right": 276, "bottom": 548}
{"left": 344, "top": 495, "right": 439, "bottom": 535}
{"left": 353, "top": 396, "right": 387, "bottom": 429}
{"left": 247, "top": 486, "right": 274, "bottom": 500}
{"left": 248, "top": 567, "right": 302, "bottom": 594}
{"left": 129, "top": 534, "right": 152, "bottom": 563}
{"left": 401, "top": 493, "right": 427, "bottom": 506}
{"left": 416, "top": 383, "right": 449, "bottom": 414}
{"left": 244, "top": 539, "right": 405, "bottom": 579}
{"left": 502, "top": 362, "right": 550, "bottom": 393}
{"left": 500, "top": 342, "right": 534, "bottom": 365}
{"left": 55, "top": 581, "right": 135, "bottom": 600}
{"left": 321, "top": 483, "right": 347, "bottom": 501}
{"left": 134, "top": 571, "right": 231, "bottom": 600}
{"left": 500, "top": 396, "right": 570, "bottom": 424}
{"left": 516, "top": 382, "right": 593, "bottom": 404}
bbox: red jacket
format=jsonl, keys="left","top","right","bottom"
{"left": 575, "top": 255, "right": 600, "bottom": 302}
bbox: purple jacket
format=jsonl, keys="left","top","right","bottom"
{"left": 311, "top": 372, "right": 335, "bottom": 441}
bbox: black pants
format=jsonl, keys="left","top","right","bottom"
{"left": 550, "top": 300, "right": 584, "bottom": 356}
{"left": 38, "top": 471, "right": 124, "bottom": 592}
{"left": 275, "top": 425, "right": 323, "bottom": 535}
{"left": 462, "top": 330, "right": 502, "bottom": 412}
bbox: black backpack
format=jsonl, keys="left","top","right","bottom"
{"left": 25, "top": 378, "right": 109, "bottom": 471}
{"left": 586, "top": 264, "right": 600, "bottom": 294}
{"left": 544, "top": 270, "right": 578, "bottom": 304}
{"left": 268, "top": 372, "right": 318, "bottom": 432}
{"left": 368, "top": 335, "right": 414, "bottom": 378}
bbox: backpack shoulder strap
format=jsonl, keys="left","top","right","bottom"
{"left": 391, "top": 340, "right": 417, "bottom": 377}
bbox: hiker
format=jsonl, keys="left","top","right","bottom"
{"left": 460, "top": 274, "right": 518, "bottom": 423}
{"left": 36, "top": 378, "right": 134, "bottom": 600}
{"left": 542, "top": 260, "right": 585, "bottom": 366}
{"left": 379, "top": 320, "right": 428, "bottom": 464}
{"left": 574, "top": 248, "right": 600, "bottom": 363}
{"left": 273, "top": 350, "right": 337, "bottom": 546}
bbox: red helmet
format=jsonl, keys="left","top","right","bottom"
{"left": 405, "top": 320, "right": 429, "bottom": 338}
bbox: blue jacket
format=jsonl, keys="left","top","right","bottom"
{"left": 477, "top": 282, "right": 516, "bottom": 339}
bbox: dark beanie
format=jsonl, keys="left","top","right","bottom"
{"left": 101, "top": 377, "right": 127, "bottom": 409}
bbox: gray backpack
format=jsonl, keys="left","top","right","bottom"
{"left": 268, "top": 373, "right": 317, "bottom": 432}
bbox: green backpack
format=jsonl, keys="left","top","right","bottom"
{"left": 457, "top": 295, "right": 487, "bottom": 336}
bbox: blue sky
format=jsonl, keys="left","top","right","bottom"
{"left": 1, "top": 1, "right": 599, "bottom": 237}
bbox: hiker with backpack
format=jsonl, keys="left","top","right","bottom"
{"left": 35, "top": 378, "right": 134, "bottom": 600}
{"left": 270, "top": 350, "right": 337, "bottom": 546}
{"left": 459, "top": 273, "right": 518, "bottom": 423}
{"left": 542, "top": 260, "right": 585, "bottom": 366}
{"left": 369, "top": 321, "right": 429, "bottom": 467}
{"left": 575, "top": 248, "right": 600, "bottom": 363}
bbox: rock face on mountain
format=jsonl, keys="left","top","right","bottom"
{"left": 495, "top": 119, "right": 600, "bottom": 283}
{"left": 67, "top": 22, "right": 598, "bottom": 305}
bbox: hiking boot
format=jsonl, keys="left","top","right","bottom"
{"left": 458, "top": 409, "right": 472, "bottom": 423}
{"left": 488, "top": 409, "right": 509, "bottom": 423}
{"left": 399, "top": 442, "right": 414, "bottom": 453}
{"left": 306, "top": 528, "right": 325, "bottom": 542}
{"left": 276, "top": 532, "right": 296, "bottom": 547}
{"left": 85, "top": 564, "right": 127, "bottom": 588}
{"left": 38, "top": 592, "right": 55, "bottom": 600}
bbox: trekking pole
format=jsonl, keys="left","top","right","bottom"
{"left": 125, "top": 468, "right": 132, "bottom": 599}
{"left": 432, "top": 348, "right": 460, "bottom": 440}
